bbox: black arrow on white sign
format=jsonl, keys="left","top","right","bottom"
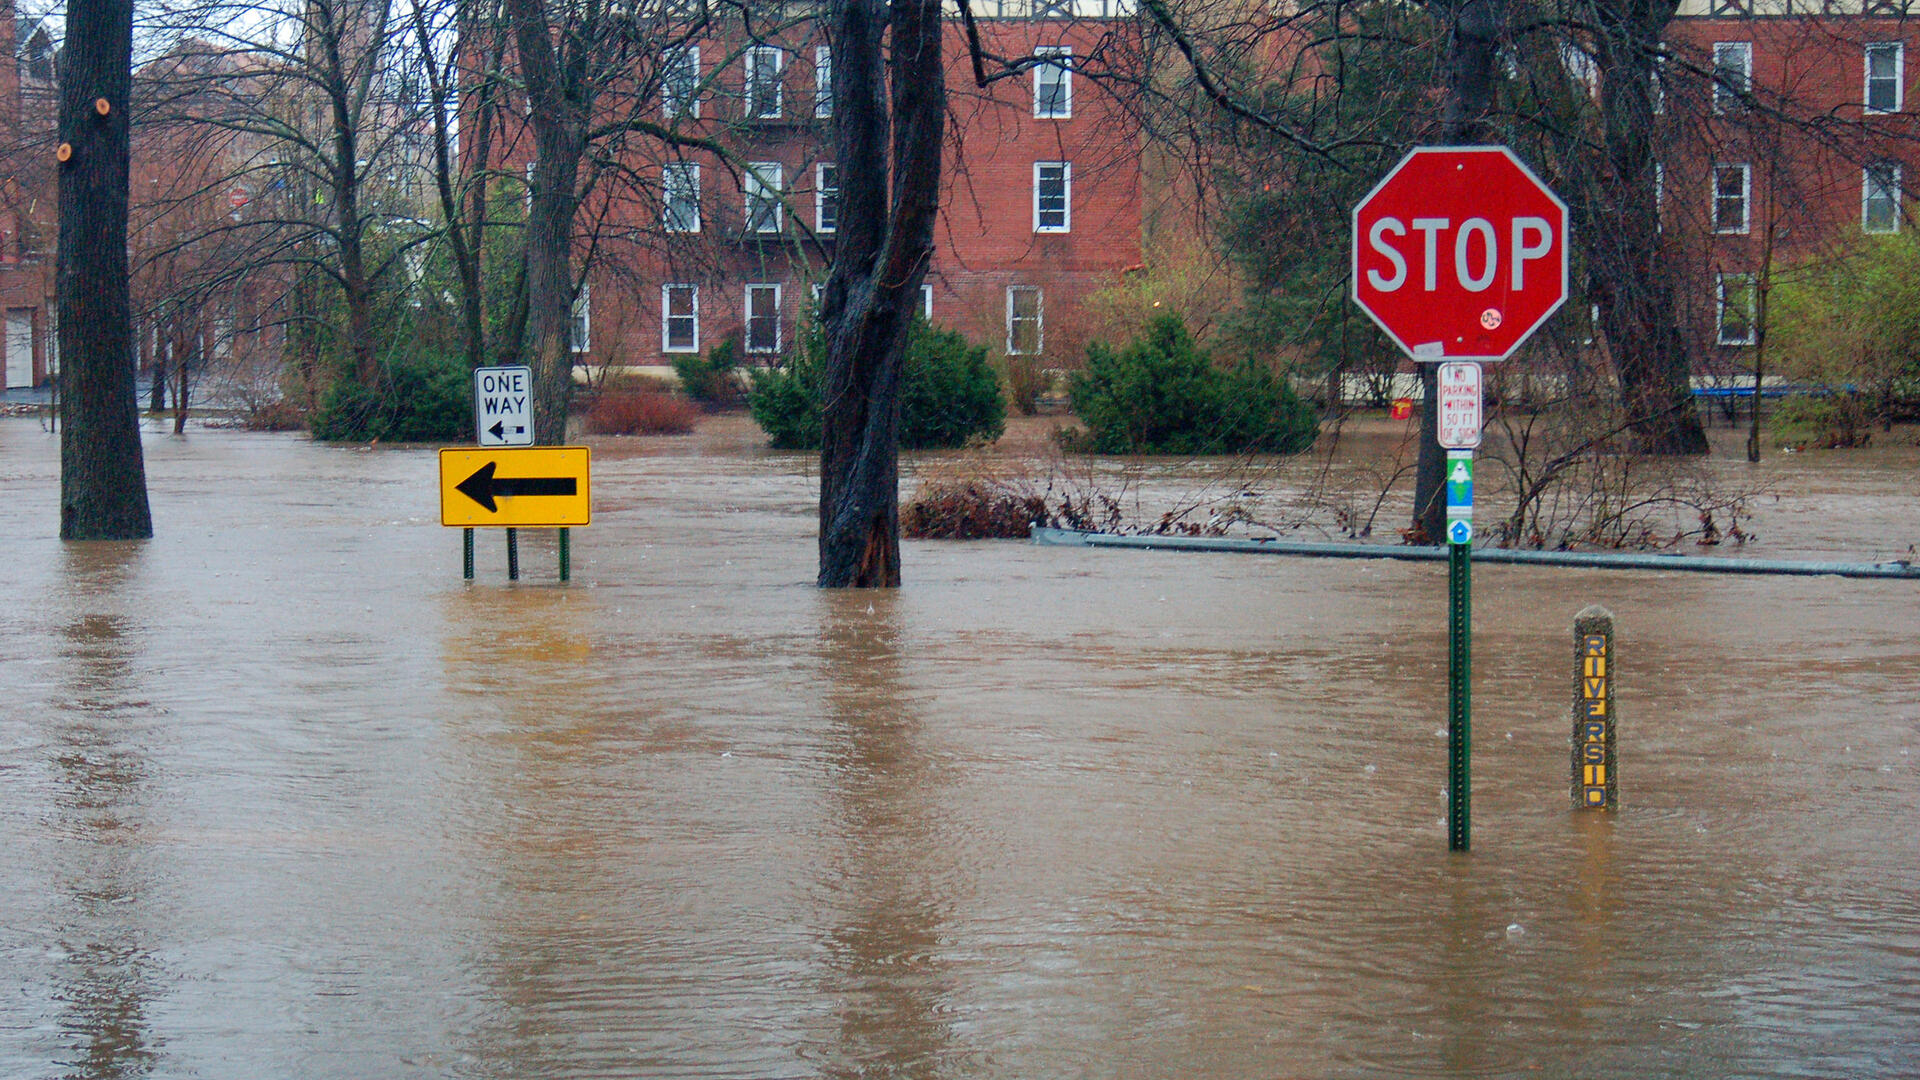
{"left": 455, "top": 460, "right": 577, "bottom": 512}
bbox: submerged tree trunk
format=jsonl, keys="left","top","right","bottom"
{"left": 58, "top": 0, "right": 151, "bottom": 540}
{"left": 817, "top": 0, "right": 944, "bottom": 587}
{"left": 1590, "top": 0, "right": 1709, "bottom": 456}
{"left": 1411, "top": 0, "right": 1503, "bottom": 545}
{"left": 507, "top": 0, "right": 587, "bottom": 445}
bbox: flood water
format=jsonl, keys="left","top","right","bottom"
{"left": 2, "top": 415, "right": 1917, "bottom": 1079}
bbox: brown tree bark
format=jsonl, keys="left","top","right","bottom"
{"left": 1411, "top": 0, "right": 1503, "bottom": 546}
{"left": 58, "top": 0, "right": 151, "bottom": 540}
{"left": 506, "top": 0, "right": 588, "bottom": 445}
{"left": 1588, "top": 0, "right": 1709, "bottom": 456}
{"left": 817, "top": 0, "right": 944, "bottom": 588}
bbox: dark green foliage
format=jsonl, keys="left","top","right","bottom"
{"left": 749, "top": 320, "right": 1005, "bottom": 450}
{"left": 310, "top": 349, "right": 470, "bottom": 442}
{"left": 1063, "top": 314, "right": 1318, "bottom": 455}
{"left": 673, "top": 337, "right": 744, "bottom": 407}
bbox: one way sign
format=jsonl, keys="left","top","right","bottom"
{"left": 475, "top": 365, "right": 534, "bottom": 446}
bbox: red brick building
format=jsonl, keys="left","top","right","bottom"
{"left": 472, "top": 8, "right": 1143, "bottom": 375}
{"left": 0, "top": 1, "right": 57, "bottom": 394}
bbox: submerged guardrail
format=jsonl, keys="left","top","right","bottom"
{"left": 1031, "top": 527, "right": 1920, "bottom": 580}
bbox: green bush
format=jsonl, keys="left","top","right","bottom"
{"left": 1063, "top": 314, "right": 1318, "bottom": 455}
{"left": 310, "top": 351, "right": 470, "bottom": 442}
{"left": 748, "top": 320, "right": 1005, "bottom": 450}
{"left": 672, "top": 337, "right": 744, "bottom": 407}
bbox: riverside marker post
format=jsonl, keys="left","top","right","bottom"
{"left": 1352, "top": 147, "right": 1569, "bottom": 851}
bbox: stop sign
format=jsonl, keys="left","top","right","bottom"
{"left": 1352, "top": 146, "right": 1568, "bottom": 362}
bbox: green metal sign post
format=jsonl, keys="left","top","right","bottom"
{"left": 1444, "top": 448, "right": 1474, "bottom": 851}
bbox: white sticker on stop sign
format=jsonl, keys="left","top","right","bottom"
{"left": 1436, "top": 362, "right": 1482, "bottom": 449}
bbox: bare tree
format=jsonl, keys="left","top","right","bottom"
{"left": 59, "top": 0, "right": 153, "bottom": 540}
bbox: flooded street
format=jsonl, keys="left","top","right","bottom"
{"left": 3, "top": 415, "right": 1917, "bottom": 1078}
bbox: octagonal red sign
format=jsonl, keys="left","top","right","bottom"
{"left": 1351, "top": 146, "right": 1569, "bottom": 362}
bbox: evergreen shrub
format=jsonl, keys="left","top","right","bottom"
{"left": 310, "top": 350, "right": 470, "bottom": 442}
{"left": 749, "top": 320, "right": 1005, "bottom": 450}
{"left": 672, "top": 337, "right": 744, "bottom": 407}
{"left": 1063, "top": 314, "right": 1318, "bottom": 455}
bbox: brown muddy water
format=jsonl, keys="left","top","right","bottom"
{"left": 2, "top": 414, "right": 1917, "bottom": 1079}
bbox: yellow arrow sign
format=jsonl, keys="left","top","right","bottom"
{"left": 440, "top": 447, "right": 591, "bottom": 527}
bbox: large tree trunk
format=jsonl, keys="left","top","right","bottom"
{"left": 817, "top": 0, "right": 944, "bottom": 588}
{"left": 1412, "top": 0, "right": 1503, "bottom": 545}
{"left": 507, "top": 0, "right": 586, "bottom": 445}
{"left": 1589, "top": 0, "right": 1708, "bottom": 455}
{"left": 58, "top": 0, "right": 151, "bottom": 541}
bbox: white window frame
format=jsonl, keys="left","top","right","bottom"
{"left": 1006, "top": 286, "right": 1043, "bottom": 355}
{"left": 663, "top": 162, "right": 700, "bottom": 233}
{"left": 1712, "top": 162, "right": 1750, "bottom": 235}
{"left": 1715, "top": 273, "right": 1756, "bottom": 346}
{"left": 570, "top": 283, "right": 591, "bottom": 354}
{"left": 1866, "top": 42, "right": 1903, "bottom": 114}
{"left": 814, "top": 46, "right": 833, "bottom": 118}
{"left": 1034, "top": 46, "right": 1072, "bottom": 118}
{"left": 815, "top": 162, "right": 838, "bottom": 234}
{"left": 745, "top": 162, "right": 783, "bottom": 234}
{"left": 1713, "top": 42, "right": 1751, "bottom": 115}
{"left": 1864, "top": 162, "right": 1902, "bottom": 233}
{"left": 1033, "top": 161, "right": 1071, "bottom": 233}
{"left": 920, "top": 282, "right": 933, "bottom": 321}
{"left": 663, "top": 46, "right": 700, "bottom": 119}
{"left": 745, "top": 46, "right": 784, "bottom": 119}
{"left": 745, "top": 283, "right": 783, "bottom": 354}
{"left": 662, "top": 284, "right": 699, "bottom": 354}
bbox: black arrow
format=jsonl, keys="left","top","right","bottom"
{"left": 487, "top": 420, "right": 506, "bottom": 440}
{"left": 455, "top": 460, "right": 577, "bottom": 512}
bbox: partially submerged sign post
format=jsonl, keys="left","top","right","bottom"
{"left": 441, "top": 447, "right": 591, "bottom": 582}
{"left": 1351, "top": 146, "right": 1570, "bottom": 852}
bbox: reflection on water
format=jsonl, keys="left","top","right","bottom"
{"left": 0, "top": 419, "right": 1916, "bottom": 1079}
{"left": 53, "top": 545, "right": 159, "bottom": 1080}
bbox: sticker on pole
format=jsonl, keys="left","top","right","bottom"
{"left": 1436, "top": 362, "right": 1483, "bottom": 449}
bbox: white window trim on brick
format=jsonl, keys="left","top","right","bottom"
{"left": 662, "top": 284, "right": 699, "bottom": 353}
{"left": 1866, "top": 42, "right": 1903, "bottom": 114}
{"left": 1713, "top": 41, "right": 1751, "bottom": 115}
{"left": 1033, "top": 161, "right": 1071, "bottom": 233}
{"left": 663, "top": 162, "right": 700, "bottom": 233}
{"left": 746, "top": 283, "right": 783, "bottom": 353}
{"left": 745, "top": 162, "right": 783, "bottom": 234}
{"left": 815, "top": 46, "right": 833, "bottom": 118}
{"left": 570, "top": 284, "right": 591, "bottom": 353}
{"left": 1006, "top": 286, "right": 1043, "bottom": 354}
{"left": 746, "top": 46, "right": 784, "bottom": 119}
{"left": 1864, "top": 162, "right": 1902, "bottom": 233}
{"left": 663, "top": 46, "right": 700, "bottom": 119}
{"left": 1034, "top": 46, "right": 1071, "bottom": 118}
{"left": 815, "top": 162, "right": 838, "bottom": 234}
{"left": 921, "top": 282, "right": 933, "bottom": 321}
{"left": 1716, "top": 273, "right": 1756, "bottom": 346}
{"left": 1712, "top": 162, "right": 1750, "bottom": 235}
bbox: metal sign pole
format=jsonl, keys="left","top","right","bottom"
{"left": 1443, "top": 444, "right": 1475, "bottom": 851}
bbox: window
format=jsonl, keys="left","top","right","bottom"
{"left": 745, "top": 162, "right": 783, "bottom": 234}
{"left": 662, "top": 284, "right": 699, "bottom": 353}
{"left": 1713, "top": 42, "right": 1751, "bottom": 115}
{"left": 1036, "top": 0, "right": 1073, "bottom": 16}
{"left": 815, "top": 46, "right": 833, "bottom": 118}
{"left": 1007, "top": 286, "right": 1042, "bottom": 354}
{"left": 1034, "top": 162, "right": 1071, "bottom": 233}
{"left": 1712, "top": 163, "right": 1750, "bottom": 235}
{"left": 921, "top": 282, "right": 933, "bottom": 321}
{"left": 745, "top": 284, "right": 783, "bottom": 353}
{"left": 663, "top": 162, "right": 700, "bottom": 233}
{"left": 1716, "top": 273, "right": 1756, "bottom": 346}
{"left": 746, "top": 46, "right": 784, "bottom": 119}
{"left": 663, "top": 47, "right": 700, "bottom": 119}
{"left": 1034, "top": 46, "right": 1072, "bottom": 118}
{"left": 1866, "top": 42, "right": 1903, "bottom": 113}
{"left": 570, "top": 284, "right": 591, "bottom": 353}
{"left": 1864, "top": 162, "right": 1902, "bottom": 233}
{"left": 815, "top": 162, "right": 838, "bottom": 234}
